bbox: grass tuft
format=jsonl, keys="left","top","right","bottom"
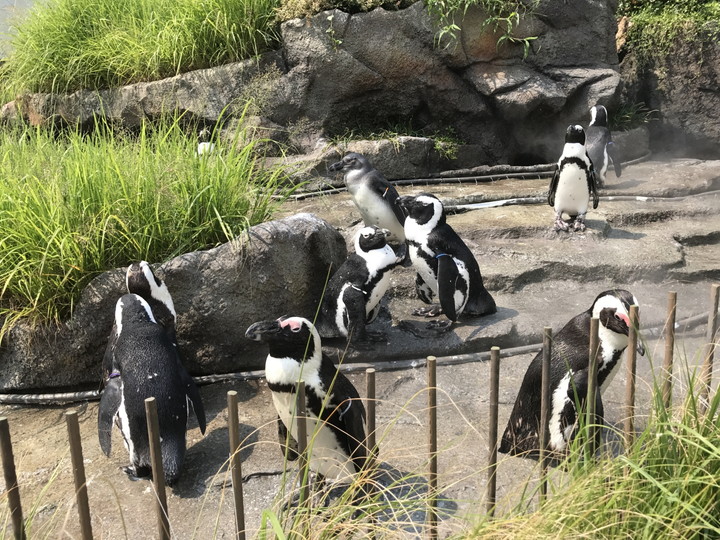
{"left": 0, "top": 115, "right": 296, "bottom": 339}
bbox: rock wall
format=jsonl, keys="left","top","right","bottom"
{"left": 2, "top": 0, "right": 622, "bottom": 166}
{"left": 0, "top": 214, "right": 346, "bottom": 391}
{"left": 620, "top": 24, "right": 720, "bottom": 159}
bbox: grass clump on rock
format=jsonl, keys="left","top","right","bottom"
{"left": 3, "top": 0, "right": 281, "bottom": 94}
{"left": 0, "top": 118, "right": 293, "bottom": 338}
{"left": 619, "top": 0, "right": 720, "bottom": 63}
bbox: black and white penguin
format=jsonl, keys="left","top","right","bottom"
{"left": 397, "top": 193, "right": 496, "bottom": 324}
{"left": 317, "top": 226, "right": 405, "bottom": 343}
{"left": 586, "top": 105, "right": 621, "bottom": 188}
{"left": 499, "top": 289, "right": 644, "bottom": 459}
{"left": 245, "top": 316, "right": 372, "bottom": 484}
{"left": 548, "top": 125, "right": 599, "bottom": 232}
{"left": 98, "top": 294, "right": 207, "bottom": 484}
{"left": 329, "top": 153, "right": 406, "bottom": 242}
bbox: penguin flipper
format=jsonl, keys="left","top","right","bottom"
{"left": 98, "top": 376, "right": 122, "bottom": 456}
{"left": 548, "top": 166, "right": 559, "bottom": 207}
{"left": 587, "top": 162, "right": 600, "bottom": 209}
{"left": 373, "top": 174, "right": 406, "bottom": 227}
{"left": 277, "top": 415, "right": 300, "bottom": 462}
{"left": 180, "top": 365, "right": 206, "bottom": 434}
{"left": 436, "top": 254, "right": 459, "bottom": 322}
{"left": 607, "top": 141, "right": 622, "bottom": 177}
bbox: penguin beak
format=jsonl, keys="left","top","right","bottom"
{"left": 397, "top": 196, "right": 412, "bottom": 210}
{"left": 245, "top": 320, "right": 281, "bottom": 341}
{"left": 328, "top": 160, "right": 344, "bottom": 172}
{"left": 636, "top": 338, "right": 646, "bottom": 357}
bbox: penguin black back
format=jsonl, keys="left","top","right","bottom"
{"left": 499, "top": 289, "right": 640, "bottom": 459}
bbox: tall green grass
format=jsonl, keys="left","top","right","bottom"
{"left": 0, "top": 117, "right": 294, "bottom": 337}
{"left": 469, "top": 369, "right": 720, "bottom": 538}
{"left": 3, "top": 0, "right": 281, "bottom": 94}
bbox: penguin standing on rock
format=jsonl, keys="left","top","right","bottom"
{"left": 499, "top": 289, "right": 644, "bottom": 460}
{"left": 317, "top": 226, "right": 405, "bottom": 343}
{"left": 98, "top": 294, "right": 207, "bottom": 485}
{"left": 329, "top": 153, "right": 406, "bottom": 243}
{"left": 398, "top": 193, "right": 496, "bottom": 326}
{"left": 548, "top": 125, "right": 599, "bottom": 232}
{"left": 245, "top": 316, "right": 373, "bottom": 491}
{"left": 586, "top": 105, "right": 621, "bottom": 188}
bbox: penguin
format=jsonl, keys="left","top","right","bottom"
{"left": 317, "top": 226, "right": 405, "bottom": 343}
{"left": 98, "top": 294, "right": 207, "bottom": 484}
{"left": 196, "top": 127, "right": 215, "bottom": 156}
{"left": 586, "top": 105, "right": 622, "bottom": 188}
{"left": 328, "top": 153, "right": 406, "bottom": 242}
{"left": 245, "top": 316, "right": 373, "bottom": 486}
{"left": 499, "top": 289, "right": 645, "bottom": 460}
{"left": 397, "top": 193, "right": 496, "bottom": 325}
{"left": 548, "top": 125, "right": 599, "bottom": 232}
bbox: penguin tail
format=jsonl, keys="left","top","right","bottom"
{"left": 466, "top": 287, "right": 497, "bottom": 317}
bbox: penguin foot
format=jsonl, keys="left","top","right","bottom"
{"left": 426, "top": 319, "right": 453, "bottom": 331}
{"left": 573, "top": 219, "right": 586, "bottom": 232}
{"left": 413, "top": 304, "right": 443, "bottom": 318}
{"left": 123, "top": 465, "right": 151, "bottom": 481}
{"left": 553, "top": 217, "right": 569, "bottom": 232}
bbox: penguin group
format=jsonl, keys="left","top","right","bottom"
{"left": 93, "top": 102, "right": 640, "bottom": 510}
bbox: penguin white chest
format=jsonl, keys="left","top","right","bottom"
{"left": 409, "top": 243, "right": 439, "bottom": 296}
{"left": 555, "top": 165, "right": 590, "bottom": 216}
{"left": 271, "top": 391, "right": 357, "bottom": 481}
{"left": 350, "top": 185, "right": 404, "bottom": 240}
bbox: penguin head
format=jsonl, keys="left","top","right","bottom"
{"left": 245, "top": 316, "right": 321, "bottom": 363}
{"left": 565, "top": 125, "right": 586, "bottom": 145}
{"left": 328, "top": 152, "right": 370, "bottom": 174}
{"left": 591, "top": 289, "right": 644, "bottom": 354}
{"left": 126, "top": 261, "right": 176, "bottom": 319}
{"left": 355, "top": 226, "right": 389, "bottom": 254}
{"left": 590, "top": 105, "right": 609, "bottom": 128}
{"left": 397, "top": 194, "right": 445, "bottom": 230}
{"left": 115, "top": 294, "right": 157, "bottom": 336}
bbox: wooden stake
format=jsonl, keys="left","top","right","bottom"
{"left": 294, "top": 381, "right": 310, "bottom": 508}
{"left": 427, "top": 356, "right": 438, "bottom": 540}
{"left": 0, "top": 417, "right": 25, "bottom": 540}
{"left": 366, "top": 368, "right": 376, "bottom": 462}
{"left": 487, "top": 347, "right": 500, "bottom": 516}
{"left": 65, "top": 411, "right": 93, "bottom": 540}
{"left": 624, "top": 305, "right": 640, "bottom": 448}
{"left": 586, "top": 317, "right": 600, "bottom": 459}
{"left": 539, "top": 328, "right": 552, "bottom": 502}
{"left": 227, "top": 391, "right": 246, "bottom": 540}
{"left": 700, "top": 284, "right": 720, "bottom": 412}
{"left": 663, "top": 292, "right": 677, "bottom": 410}
{"left": 144, "top": 398, "right": 170, "bottom": 540}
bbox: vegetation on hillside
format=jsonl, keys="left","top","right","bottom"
{"left": 618, "top": 0, "right": 720, "bottom": 62}
{"left": 2, "top": 0, "right": 533, "bottom": 95}
{"left": 0, "top": 118, "right": 294, "bottom": 337}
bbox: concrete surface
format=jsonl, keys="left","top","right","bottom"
{"left": 1, "top": 157, "right": 719, "bottom": 539}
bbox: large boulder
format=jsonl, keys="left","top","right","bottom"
{"left": 3, "top": 1, "right": 622, "bottom": 167}
{"left": 0, "top": 213, "right": 346, "bottom": 391}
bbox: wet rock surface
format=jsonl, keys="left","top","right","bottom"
{"left": 1, "top": 157, "right": 719, "bottom": 538}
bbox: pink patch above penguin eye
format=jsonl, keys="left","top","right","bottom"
{"left": 280, "top": 318, "right": 303, "bottom": 333}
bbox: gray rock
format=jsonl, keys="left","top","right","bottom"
{"left": 0, "top": 213, "right": 346, "bottom": 391}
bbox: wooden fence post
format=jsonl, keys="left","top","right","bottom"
{"left": 65, "top": 411, "right": 93, "bottom": 540}
{"left": 427, "top": 356, "right": 438, "bottom": 540}
{"left": 586, "top": 317, "right": 600, "bottom": 459}
{"left": 487, "top": 347, "right": 500, "bottom": 516}
{"left": 0, "top": 417, "right": 25, "bottom": 540}
{"left": 295, "top": 381, "right": 310, "bottom": 509}
{"left": 662, "top": 292, "right": 677, "bottom": 410}
{"left": 623, "top": 305, "right": 640, "bottom": 448}
{"left": 539, "top": 328, "right": 552, "bottom": 502}
{"left": 227, "top": 391, "right": 246, "bottom": 540}
{"left": 700, "top": 284, "right": 720, "bottom": 412}
{"left": 366, "top": 368, "right": 376, "bottom": 462}
{"left": 144, "top": 398, "right": 170, "bottom": 540}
